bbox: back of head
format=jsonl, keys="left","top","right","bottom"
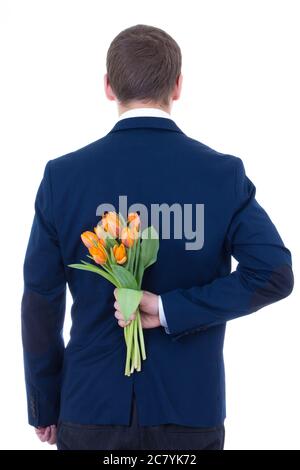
{"left": 106, "top": 24, "right": 182, "bottom": 106}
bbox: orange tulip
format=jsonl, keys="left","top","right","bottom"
{"left": 81, "top": 231, "right": 99, "bottom": 249}
{"left": 89, "top": 243, "right": 108, "bottom": 265}
{"left": 94, "top": 225, "right": 107, "bottom": 246}
{"left": 121, "top": 226, "right": 138, "bottom": 248}
{"left": 113, "top": 243, "right": 127, "bottom": 265}
{"left": 128, "top": 212, "right": 140, "bottom": 230}
{"left": 101, "top": 211, "right": 121, "bottom": 238}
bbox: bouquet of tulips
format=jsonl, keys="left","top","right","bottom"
{"left": 69, "top": 212, "right": 159, "bottom": 376}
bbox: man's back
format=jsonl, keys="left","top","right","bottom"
{"left": 22, "top": 116, "right": 293, "bottom": 429}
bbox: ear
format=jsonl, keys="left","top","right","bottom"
{"left": 172, "top": 73, "right": 183, "bottom": 101}
{"left": 104, "top": 73, "right": 116, "bottom": 101}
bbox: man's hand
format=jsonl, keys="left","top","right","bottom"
{"left": 35, "top": 425, "right": 57, "bottom": 445}
{"left": 114, "top": 290, "right": 160, "bottom": 329}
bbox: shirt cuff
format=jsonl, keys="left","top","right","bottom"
{"left": 158, "top": 296, "right": 170, "bottom": 334}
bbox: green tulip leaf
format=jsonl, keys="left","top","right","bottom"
{"left": 68, "top": 263, "right": 118, "bottom": 286}
{"left": 111, "top": 264, "right": 138, "bottom": 289}
{"left": 116, "top": 288, "right": 143, "bottom": 322}
{"left": 141, "top": 226, "right": 159, "bottom": 269}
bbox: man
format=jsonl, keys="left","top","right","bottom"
{"left": 21, "top": 24, "right": 293, "bottom": 450}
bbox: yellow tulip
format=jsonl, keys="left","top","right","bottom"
{"left": 101, "top": 211, "right": 121, "bottom": 238}
{"left": 81, "top": 231, "right": 99, "bottom": 249}
{"left": 128, "top": 212, "right": 140, "bottom": 230}
{"left": 113, "top": 243, "right": 127, "bottom": 265}
{"left": 89, "top": 243, "right": 108, "bottom": 265}
{"left": 121, "top": 226, "right": 138, "bottom": 248}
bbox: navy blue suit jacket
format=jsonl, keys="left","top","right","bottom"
{"left": 21, "top": 117, "right": 293, "bottom": 427}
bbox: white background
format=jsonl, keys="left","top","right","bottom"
{"left": 0, "top": 0, "right": 299, "bottom": 450}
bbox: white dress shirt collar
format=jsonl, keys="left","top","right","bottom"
{"left": 117, "top": 107, "right": 171, "bottom": 121}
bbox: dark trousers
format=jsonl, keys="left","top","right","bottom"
{"left": 57, "top": 394, "right": 225, "bottom": 450}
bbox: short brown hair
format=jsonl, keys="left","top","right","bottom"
{"left": 106, "top": 24, "right": 181, "bottom": 106}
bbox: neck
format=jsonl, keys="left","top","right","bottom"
{"left": 118, "top": 101, "right": 172, "bottom": 117}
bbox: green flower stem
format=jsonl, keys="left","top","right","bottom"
{"left": 125, "top": 320, "right": 134, "bottom": 376}
{"left": 133, "top": 316, "right": 140, "bottom": 371}
{"left": 130, "top": 321, "right": 135, "bottom": 374}
{"left": 132, "top": 321, "right": 136, "bottom": 370}
{"left": 137, "top": 342, "right": 141, "bottom": 371}
{"left": 137, "top": 323, "right": 141, "bottom": 370}
{"left": 130, "top": 245, "right": 135, "bottom": 273}
{"left": 137, "top": 308, "right": 146, "bottom": 360}
{"left": 133, "top": 238, "right": 140, "bottom": 278}
{"left": 124, "top": 326, "right": 128, "bottom": 347}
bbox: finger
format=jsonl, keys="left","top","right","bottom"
{"left": 46, "top": 426, "right": 54, "bottom": 443}
{"left": 43, "top": 427, "right": 51, "bottom": 442}
{"left": 115, "top": 310, "right": 134, "bottom": 323}
{"left": 118, "top": 319, "right": 131, "bottom": 328}
{"left": 48, "top": 426, "right": 57, "bottom": 445}
{"left": 35, "top": 426, "right": 47, "bottom": 437}
{"left": 38, "top": 426, "right": 50, "bottom": 442}
{"left": 114, "top": 301, "right": 120, "bottom": 310}
{"left": 115, "top": 310, "right": 136, "bottom": 322}
{"left": 113, "top": 288, "right": 118, "bottom": 299}
{"left": 114, "top": 311, "right": 123, "bottom": 320}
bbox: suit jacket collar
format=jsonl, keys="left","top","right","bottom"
{"left": 108, "top": 116, "right": 185, "bottom": 135}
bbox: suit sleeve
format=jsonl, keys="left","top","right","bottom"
{"left": 21, "top": 161, "right": 66, "bottom": 426}
{"left": 161, "top": 158, "right": 294, "bottom": 338}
